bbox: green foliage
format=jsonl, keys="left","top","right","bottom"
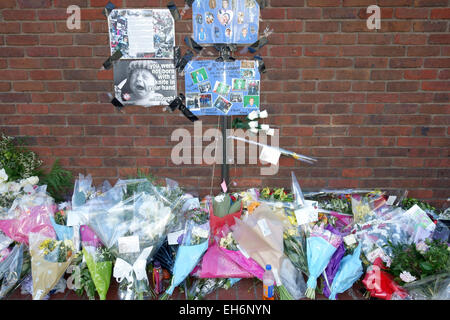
{"left": 0, "top": 134, "right": 42, "bottom": 181}
{"left": 0, "top": 134, "right": 73, "bottom": 202}
{"left": 386, "top": 239, "right": 450, "bottom": 285}
{"left": 401, "top": 197, "right": 436, "bottom": 213}
{"left": 38, "top": 158, "right": 73, "bottom": 202}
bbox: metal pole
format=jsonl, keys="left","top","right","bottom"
{"left": 221, "top": 115, "right": 230, "bottom": 185}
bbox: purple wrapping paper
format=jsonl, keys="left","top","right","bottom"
{"left": 322, "top": 225, "right": 346, "bottom": 298}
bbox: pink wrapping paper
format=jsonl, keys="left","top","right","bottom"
{"left": 80, "top": 225, "right": 102, "bottom": 247}
{"left": 197, "top": 243, "right": 254, "bottom": 279}
{"left": 219, "top": 246, "right": 264, "bottom": 280}
{"left": 0, "top": 205, "right": 56, "bottom": 245}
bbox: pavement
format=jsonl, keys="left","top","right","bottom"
{"left": 4, "top": 276, "right": 366, "bottom": 300}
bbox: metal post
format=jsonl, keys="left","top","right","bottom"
{"left": 221, "top": 115, "right": 230, "bottom": 185}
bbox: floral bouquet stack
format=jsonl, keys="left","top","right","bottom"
{"left": 305, "top": 225, "right": 342, "bottom": 299}
{"left": 29, "top": 233, "right": 75, "bottom": 300}
{"left": 81, "top": 244, "right": 113, "bottom": 300}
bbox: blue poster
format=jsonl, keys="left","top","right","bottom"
{"left": 185, "top": 59, "right": 260, "bottom": 116}
{"left": 192, "top": 0, "right": 260, "bottom": 45}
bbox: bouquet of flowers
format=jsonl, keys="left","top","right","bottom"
{"left": 66, "top": 253, "right": 97, "bottom": 300}
{"left": 0, "top": 192, "right": 56, "bottom": 245}
{"left": 81, "top": 244, "right": 113, "bottom": 300}
{"left": 0, "top": 168, "right": 41, "bottom": 216}
{"left": 385, "top": 239, "right": 450, "bottom": 300}
{"left": 29, "top": 233, "right": 75, "bottom": 300}
{"left": 162, "top": 217, "right": 210, "bottom": 299}
{"left": 49, "top": 209, "right": 75, "bottom": 242}
{"left": 362, "top": 257, "right": 409, "bottom": 300}
{"left": 322, "top": 224, "right": 347, "bottom": 298}
{"left": 328, "top": 244, "right": 364, "bottom": 300}
{"left": 0, "top": 243, "right": 25, "bottom": 298}
{"left": 305, "top": 225, "right": 342, "bottom": 299}
{"left": 210, "top": 193, "right": 242, "bottom": 235}
{"left": 217, "top": 227, "right": 264, "bottom": 280}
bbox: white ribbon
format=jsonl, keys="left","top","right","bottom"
{"left": 113, "top": 246, "right": 153, "bottom": 285}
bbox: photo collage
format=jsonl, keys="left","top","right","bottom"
{"left": 185, "top": 60, "right": 260, "bottom": 116}
{"left": 192, "top": 0, "right": 260, "bottom": 45}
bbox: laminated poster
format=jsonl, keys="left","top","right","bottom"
{"left": 192, "top": 0, "right": 260, "bottom": 45}
{"left": 108, "top": 9, "right": 175, "bottom": 59}
{"left": 184, "top": 59, "right": 260, "bottom": 116}
{"left": 113, "top": 59, "right": 177, "bottom": 107}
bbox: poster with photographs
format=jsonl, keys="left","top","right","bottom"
{"left": 192, "top": 0, "right": 260, "bottom": 45}
{"left": 108, "top": 9, "right": 175, "bottom": 59}
{"left": 185, "top": 59, "right": 260, "bottom": 116}
{"left": 113, "top": 59, "right": 177, "bottom": 107}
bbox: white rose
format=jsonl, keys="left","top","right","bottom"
{"left": 247, "top": 110, "right": 259, "bottom": 121}
{"left": 249, "top": 128, "right": 259, "bottom": 134}
{"left": 0, "top": 169, "right": 8, "bottom": 183}
{"left": 266, "top": 128, "right": 275, "bottom": 136}
{"left": 399, "top": 271, "right": 417, "bottom": 283}
{"left": 259, "top": 110, "right": 268, "bottom": 118}
{"left": 260, "top": 124, "right": 270, "bottom": 131}
{"left": 26, "top": 176, "right": 39, "bottom": 186}
{"left": 416, "top": 241, "right": 429, "bottom": 254}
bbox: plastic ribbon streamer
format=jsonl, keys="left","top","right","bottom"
{"left": 168, "top": 94, "right": 199, "bottom": 122}
{"left": 227, "top": 136, "right": 318, "bottom": 165}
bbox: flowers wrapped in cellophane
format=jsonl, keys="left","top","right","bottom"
{"left": 362, "top": 257, "right": 409, "bottom": 300}
{"left": 0, "top": 186, "right": 56, "bottom": 246}
{"left": 328, "top": 244, "right": 364, "bottom": 300}
{"left": 80, "top": 244, "right": 113, "bottom": 300}
{"left": 217, "top": 226, "right": 264, "bottom": 280}
{"left": 401, "top": 273, "right": 450, "bottom": 300}
{"left": 29, "top": 233, "right": 75, "bottom": 300}
{"left": 305, "top": 224, "right": 342, "bottom": 299}
{"left": 355, "top": 204, "right": 436, "bottom": 267}
{"left": 162, "top": 212, "right": 210, "bottom": 299}
{"left": 0, "top": 243, "right": 26, "bottom": 298}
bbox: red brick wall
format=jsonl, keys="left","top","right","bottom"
{"left": 0, "top": 0, "right": 449, "bottom": 207}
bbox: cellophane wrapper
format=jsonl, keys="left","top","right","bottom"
{"left": 197, "top": 243, "right": 254, "bottom": 279}
{"left": 165, "top": 218, "right": 209, "bottom": 296}
{"left": 401, "top": 273, "right": 450, "bottom": 300}
{"left": 0, "top": 243, "right": 24, "bottom": 298}
{"left": 82, "top": 179, "right": 187, "bottom": 299}
{"left": 0, "top": 188, "right": 56, "bottom": 245}
{"left": 355, "top": 205, "right": 436, "bottom": 265}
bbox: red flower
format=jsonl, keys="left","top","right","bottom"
{"left": 230, "top": 195, "right": 236, "bottom": 202}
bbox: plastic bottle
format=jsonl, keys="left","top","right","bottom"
{"left": 263, "top": 264, "right": 275, "bottom": 300}
{"left": 152, "top": 261, "right": 164, "bottom": 295}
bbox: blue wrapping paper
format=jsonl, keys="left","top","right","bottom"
{"left": 306, "top": 236, "right": 337, "bottom": 291}
{"left": 165, "top": 240, "right": 209, "bottom": 295}
{"left": 49, "top": 216, "right": 74, "bottom": 241}
{"left": 329, "top": 244, "right": 363, "bottom": 300}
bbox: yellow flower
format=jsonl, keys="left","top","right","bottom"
{"left": 248, "top": 202, "right": 260, "bottom": 214}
